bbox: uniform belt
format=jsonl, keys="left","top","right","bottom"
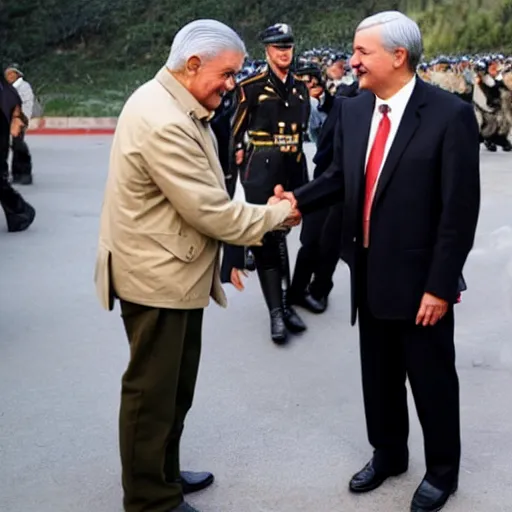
{"left": 249, "top": 133, "right": 300, "bottom": 149}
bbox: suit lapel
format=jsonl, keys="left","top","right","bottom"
{"left": 372, "top": 78, "right": 427, "bottom": 206}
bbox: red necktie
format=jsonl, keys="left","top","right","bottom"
{"left": 363, "top": 104, "right": 391, "bottom": 247}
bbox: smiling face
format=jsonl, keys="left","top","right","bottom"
{"left": 183, "top": 49, "right": 245, "bottom": 111}
{"left": 350, "top": 24, "right": 409, "bottom": 98}
{"left": 266, "top": 45, "right": 294, "bottom": 72}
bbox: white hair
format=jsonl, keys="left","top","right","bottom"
{"left": 356, "top": 11, "right": 423, "bottom": 71}
{"left": 166, "top": 19, "right": 246, "bottom": 71}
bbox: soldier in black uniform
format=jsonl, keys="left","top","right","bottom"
{"left": 223, "top": 23, "right": 310, "bottom": 344}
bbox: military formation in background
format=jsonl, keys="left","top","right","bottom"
{"left": 237, "top": 50, "right": 512, "bottom": 152}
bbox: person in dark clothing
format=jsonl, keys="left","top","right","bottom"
{"left": 289, "top": 97, "right": 344, "bottom": 312}
{"left": 211, "top": 88, "right": 256, "bottom": 287}
{"left": 289, "top": 81, "right": 359, "bottom": 313}
{"left": 0, "top": 76, "right": 35, "bottom": 232}
{"left": 211, "top": 89, "right": 238, "bottom": 197}
{"left": 221, "top": 23, "right": 311, "bottom": 344}
{"left": 273, "top": 12, "right": 480, "bottom": 512}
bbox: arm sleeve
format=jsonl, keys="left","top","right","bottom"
{"left": 142, "top": 122, "right": 291, "bottom": 246}
{"left": 294, "top": 106, "right": 345, "bottom": 214}
{"left": 425, "top": 102, "right": 481, "bottom": 301}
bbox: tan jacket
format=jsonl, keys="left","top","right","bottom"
{"left": 94, "top": 67, "right": 291, "bottom": 311}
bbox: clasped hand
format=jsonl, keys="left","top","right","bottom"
{"left": 267, "top": 185, "right": 301, "bottom": 227}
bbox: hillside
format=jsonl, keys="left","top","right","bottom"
{"left": 1, "top": 0, "right": 512, "bottom": 115}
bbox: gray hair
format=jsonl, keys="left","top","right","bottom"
{"left": 166, "top": 19, "right": 246, "bottom": 71}
{"left": 356, "top": 11, "right": 423, "bottom": 71}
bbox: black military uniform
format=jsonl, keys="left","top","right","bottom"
{"left": 0, "top": 77, "right": 35, "bottom": 232}
{"left": 223, "top": 23, "right": 310, "bottom": 344}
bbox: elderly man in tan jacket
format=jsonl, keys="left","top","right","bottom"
{"left": 94, "top": 19, "right": 297, "bottom": 512}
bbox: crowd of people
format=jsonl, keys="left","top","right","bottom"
{"left": 1, "top": 10, "right": 499, "bottom": 512}
{"left": 235, "top": 48, "right": 512, "bottom": 152}
{"left": 94, "top": 11, "right": 482, "bottom": 512}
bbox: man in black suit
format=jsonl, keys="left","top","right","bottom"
{"left": 273, "top": 11, "right": 480, "bottom": 512}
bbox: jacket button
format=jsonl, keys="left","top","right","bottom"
{"left": 353, "top": 237, "right": 357, "bottom": 242}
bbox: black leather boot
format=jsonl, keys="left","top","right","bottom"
{"left": 277, "top": 233, "right": 307, "bottom": 333}
{"left": 256, "top": 267, "right": 287, "bottom": 344}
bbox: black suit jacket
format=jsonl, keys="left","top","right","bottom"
{"left": 294, "top": 78, "right": 480, "bottom": 325}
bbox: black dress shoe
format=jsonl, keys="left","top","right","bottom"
{"left": 169, "top": 501, "right": 201, "bottom": 512}
{"left": 6, "top": 202, "right": 36, "bottom": 232}
{"left": 410, "top": 478, "right": 457, "bottom": 512}
{"left": 349, "top": 459, "right": 407, "bottom": 493}
{"left": 283, "top": 305, "right": 307, "bottom": 333}
{"left": 296, "top": 292, "right": 327, "bottom": 314}
{"left": 179, "top": 471, "right": 214, "bottom": 494}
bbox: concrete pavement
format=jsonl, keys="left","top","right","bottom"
{"left": 1, "top": 136, "right": 511, "bottom": 512}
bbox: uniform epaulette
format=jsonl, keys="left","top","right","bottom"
{"left": 239, "top": 70, "right": 268, "bottom": 87}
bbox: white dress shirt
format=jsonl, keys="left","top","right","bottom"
{"left": 364, "top": 76, "right": 417, "bottom": 186}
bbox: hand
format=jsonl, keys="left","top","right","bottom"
{"left": 282, "top": 206, "right": 302, "bottom": 227}
{"left": 273, "top": 184, "right": 298, "bottom": 209}
{"left": 11, "top": 117, "right": 24, "bottom": 138}
{"left": 235, "top": 149, "right": 244, "bottom": 166}
{"left": 230, "top": 268, "right": 248, "bottom": 291}
{"left": 416, "top": 293, "right": 449, "bottom": 327}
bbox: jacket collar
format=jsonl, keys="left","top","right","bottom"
{"left": 155, "top": 67, "right": 214, "bottom": 122}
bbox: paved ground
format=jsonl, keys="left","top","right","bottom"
{"left": 1, "top": 136, "right": 512, "bottom": 512}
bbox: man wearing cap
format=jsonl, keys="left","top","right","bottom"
{"left": 4, "top": 65, "right": 34, "bottom": 185}
{"left": 223, "top": 23, "right": 310, "bottom": 344}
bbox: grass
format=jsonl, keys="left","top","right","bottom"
{"left": 29, "top": 51, "right": 161, "bottom": 117}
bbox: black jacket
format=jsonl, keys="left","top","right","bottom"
{"left": 0, "top": 78, "right": 22, "bottom": 165}
{"left": 294, "top": 78, "right": 480, "bottom": 324}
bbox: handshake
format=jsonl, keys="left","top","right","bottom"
{"left": 267, "top": 185, "right": 301, "bottom": 228}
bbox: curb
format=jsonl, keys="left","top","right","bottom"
{"left": 27, "top": 117, "right": 117, "bottom": 135}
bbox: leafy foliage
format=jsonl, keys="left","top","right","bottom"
{"left": 1, "top": 0, "right": 510, "bottom": 115}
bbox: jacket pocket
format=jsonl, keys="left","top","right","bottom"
{"left": 148, "top": 232, "right": 208, "bottom": 263}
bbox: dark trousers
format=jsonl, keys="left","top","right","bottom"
{"left": 0, "top": 147, "right": 34, "bottom": 231}
{"left": 291, "top": 201, "right": 343, "bottom": 299}
{"left": 119, "top": 300, "right": 204, "bottom": 512}
{"left": 12, "top": 132, "right": 32, "bottom": 178}
{"left": 357, "top": 251, "right": 460, "bottom": 490}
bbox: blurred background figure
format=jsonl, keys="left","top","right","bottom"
{"left": 5, "top": 64, "right": 35, "bottom": 185}
{"left": 0, "top": 74, "right": 36, "bottom": 231}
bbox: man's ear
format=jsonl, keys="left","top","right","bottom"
{"left": 393, "top": 48, "right": 408, "bottom": 69}
{"left": 186, "top": 56, "right": 202, "bottom": 74}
